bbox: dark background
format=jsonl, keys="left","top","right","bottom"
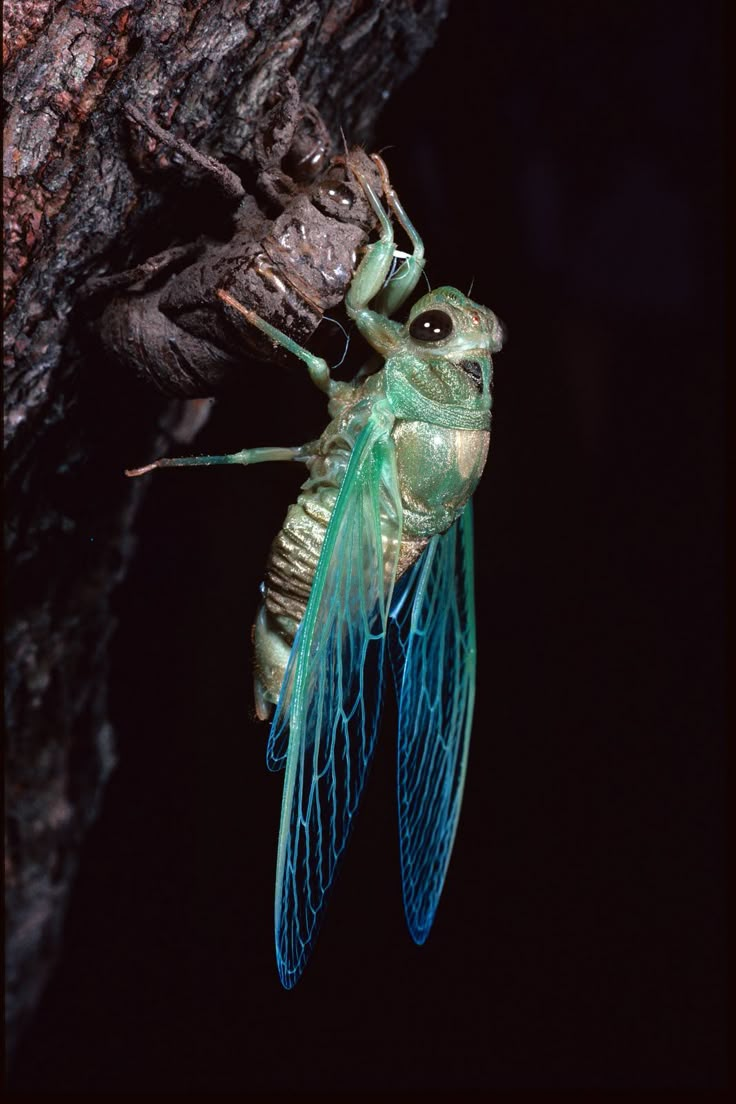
{"left": 9, "top": 0, "right": 725, "bottom": 1091}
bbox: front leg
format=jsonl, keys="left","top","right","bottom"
{"left": 343, "top": 168, "right": 403, "bottom": 357}
{"left": 369, "top": 154, "right": 426, "bottom": 318}
{"left": 217, "top": 290, "right": 346, "bottom": 399}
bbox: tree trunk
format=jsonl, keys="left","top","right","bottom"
{"left": 3, "top": 0, "right": 448, "bottom": 1053}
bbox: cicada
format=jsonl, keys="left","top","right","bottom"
{"left": 127, "top": 155, "right": 505, "bottom": 988}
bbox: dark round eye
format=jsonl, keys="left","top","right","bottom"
{"left": 409, "top": 309, "right": 453, "bottom": 342}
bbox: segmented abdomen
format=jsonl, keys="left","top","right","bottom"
{"left": 264, "top": 486, "right": 337, "bottom": 629}
{"left": 252, "top": 446, "right": 348, "bottom": 719}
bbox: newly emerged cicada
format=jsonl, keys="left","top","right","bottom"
{"left": 128, "top": 155, "right": 504, "bottom": 988}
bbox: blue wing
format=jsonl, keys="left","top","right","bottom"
{"left": 271, "top": 414, "right": 402, "bottom": 988}
{"left": 388, "top": 503, "right": 477, "bottom": 944}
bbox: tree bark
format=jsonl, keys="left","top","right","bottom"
{"left": 3, "top": 0, "right": 448, "bottom": 1053}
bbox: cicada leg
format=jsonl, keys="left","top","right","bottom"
{"left": 216, "top": 289, "right": 346, "bottom": 399}
{"left": 344, "top": 172, "right": 397, "bottom": 313}
{"left": 342, "top": 154, "right": 426, "bottom": 355}
{"left": 341, "top": 170, "right": 403, "bottom": 357}
{"left": 369, "top": 153, "right": 426, "bottom": 318}
{"left": 126, "top": 443, "right": 315, "bottom": 478}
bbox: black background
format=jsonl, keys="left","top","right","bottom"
{"left": 9, "top": 0, "right": 726, "bottom": 1091}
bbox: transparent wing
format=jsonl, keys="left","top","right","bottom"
{"left": 388, "top": 503, "right": 477, "bottom": 944}
{"left": 266, "top": 627, "right": 299, "bottom": 771}
{"left": 273, "top": 416, "right": 402, "bottom": 988}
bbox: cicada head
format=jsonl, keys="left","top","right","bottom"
{"left": 384, "top": 287, "right": 505, "bottom": 431}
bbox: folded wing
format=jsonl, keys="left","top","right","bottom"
{"left": 272, "top": 415, "right": 402, "bottom": 988}
{"left": 389, "top": 504, "right": 477, "bottom": 944}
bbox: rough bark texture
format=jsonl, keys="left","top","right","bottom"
{"left": 3, "top": 0, "right": 448, "bottom": 1054}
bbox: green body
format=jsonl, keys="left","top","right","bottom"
{"left": 253, "top": 283, "right": 501, "bottom": 718}
{"left": 126, "top": 154, "right": 504, "bottom": 987}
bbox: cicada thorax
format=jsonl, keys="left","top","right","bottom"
{"left": 377, "top": 291, "right": 500, "bottom": 539}
{"left": 392, "top": 420, "right": 490, "bottom": 538}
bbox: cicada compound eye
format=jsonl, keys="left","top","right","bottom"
{"left": 409, "top": 309, "right": 454, "bottom": 342}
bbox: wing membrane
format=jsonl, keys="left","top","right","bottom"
{"left": 389, "top": 503, "right": 476, "bottom": 944}
{"left": 273, "top": 416, "right": 402, "bottom": 987}
{"left": 266, "top": 627, "right": 299, "bottom": 771}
